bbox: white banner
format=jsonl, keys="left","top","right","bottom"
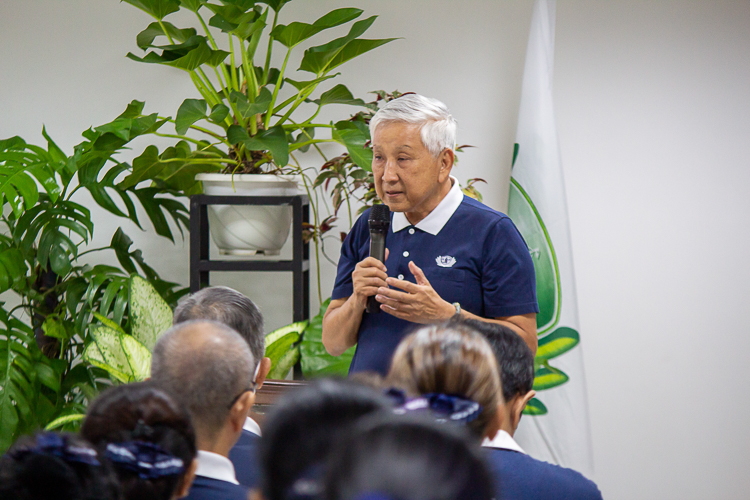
{"left": 509, "top": 0, "right": 595, "bottom": 478}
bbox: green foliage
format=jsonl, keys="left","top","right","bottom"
{"left": 300, "top": 298, "right": 355, "bottom": 378}
{"left": 264, "top": 320, "right": 307, "bottom": 378}
{"left": 129, "top": 275, "right": 174, "bottom": 350}
{"left": 0, "top": 117, "right": 188, "bottom": 452}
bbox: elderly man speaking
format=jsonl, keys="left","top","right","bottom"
{"left": 322, "top": 94, "right": 539, "bottom": 376}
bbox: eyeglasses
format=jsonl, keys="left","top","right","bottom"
{"left": 227, "top": 381, "right": 257, "bottom": 409}
{"left": 226, "top": 363, "right": 262, "bottom": 409}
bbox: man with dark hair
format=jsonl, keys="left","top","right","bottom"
{"left": 151, "top": 320, "right": 256, "bottom": 500}
{"left": 456, "top": 318, "right": 602, "bottom": 500}
{"left": 173, "top": 286, "right": 268, "bottom": 487}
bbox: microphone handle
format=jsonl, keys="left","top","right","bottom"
{"left": 366, "top": 230, "right": 388, "bottom": 314}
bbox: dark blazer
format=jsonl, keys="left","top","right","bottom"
{"left": 228, "top": 429, "right": 262, "bottom": 488}
{"left": 485, "top": 448, "right": 603, "bottom": 500}
{"left": 184, "top": 475, "right": 249, "bottom": 500}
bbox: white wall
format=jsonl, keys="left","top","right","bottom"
{"left": 2, "top": 1, "right": 749, "bottom": 498}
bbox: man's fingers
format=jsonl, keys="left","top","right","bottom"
{"left": 384, "top": 277, "right": 421, "bottom": 294}
{"left": 409, "top": 261, "right": 430, "bottom": 286}
{"left": 360, "top": 256, "right": 387, "bottom": 272}
{"left": 377, "top": 285, "right": 415, "bottom": 302}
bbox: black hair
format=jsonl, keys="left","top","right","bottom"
{"left": 259, "top": 378, "right": 393, "bottom": 500}
{"left": 81, "top": 381, "right": 197, "bottom": 500}
{"left": 323, "top": 414, "right": 495, "bottom": 500}
{"left": 0, "top": 432, "right": 121, "bottom": 500}
{"left": 452, "top": 318, "right": 535, "bottom": 402}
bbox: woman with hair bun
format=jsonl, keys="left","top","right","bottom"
{"left": 0, "top": 432, "right": 120, "bottom": 500}
{"left": 81, "top": 381, "right": 198, "bottom": 500}
{"left": 385, "top": 321, "right": 504, "bottom": 440}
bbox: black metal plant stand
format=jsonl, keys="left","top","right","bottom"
{"left": 189, "top": 194, "right": 311, "bottom": 324}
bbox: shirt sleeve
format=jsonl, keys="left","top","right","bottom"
{"left": 331, "top": 212, "right": 369, "bottom": 301}
{"left": 481, "top": 216, "right": 540, "bottom": 317}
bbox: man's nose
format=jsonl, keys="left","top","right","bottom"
{"left": 382, "top": 159, "right": 399, "bottom": 182}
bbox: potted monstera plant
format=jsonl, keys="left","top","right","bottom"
{"left": 119, "top": 0, "right": 395, "bottom": 256}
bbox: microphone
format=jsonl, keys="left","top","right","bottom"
{"left": 366, "top": 204, "right": 391, "bottom": 314}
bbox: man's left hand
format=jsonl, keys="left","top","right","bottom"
{"left": 375, "top": 261, "right": 455, "bottom": 323}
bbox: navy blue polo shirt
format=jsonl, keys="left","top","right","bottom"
{"left": 331, "top": 181, "right": 538, "bottom": 375}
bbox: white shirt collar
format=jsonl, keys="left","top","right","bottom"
{"left": 391, "top": 176, "right": 464, "bottom": 235}
{"left": 482, "top": 430, "right": 526, "bottom": 454}
{"left": 243, "top": 416, "right": 261, "bottom": 436}
{"left": 195, "top": 450, "right": 239, "bottom": 484}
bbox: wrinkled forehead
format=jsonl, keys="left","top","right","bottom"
{"left": 371, "top": 120, "right": 427, "bottom": 149}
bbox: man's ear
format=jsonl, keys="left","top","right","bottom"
{"left": 437, "top": 148, "right": 455, "bottom": 180}
{"left": 255, "top": 357, "right": 272, "bottom": 389}
{"left": 176, "top": 458, "right": 198, "bottom": 498}
{"left": 230, "top": 391, "right": 256, "bottom": 432}
{"left": 512, "top": 390, "right": 536, "bottom": 430}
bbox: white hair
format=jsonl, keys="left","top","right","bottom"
{"left": 369, "top": 94, "right": 457, "bottom": 157}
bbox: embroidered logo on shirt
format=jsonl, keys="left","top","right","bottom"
{"left": 435, "top": 255, "right": 456, "bottom": 268}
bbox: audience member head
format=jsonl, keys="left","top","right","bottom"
{"left": 150, "top": 320, "right": 256, "bottom": 454}
{"left": 324, "top": 415, "right": 494, "bottom": 500}
{"left": 386, "top": 322, "right": 503, "bottom": 440}
{"left": 0, "top": 432, "right": 120, "bottom": 500}
{"left": 452, "top": 318, "right": 536, "bottom": 435}
{"left": 81, "top": 381, "right": 197, "bottom": 500}
{"left": 259, "top": 378, "right": 392, "bottom": 500}
{"left": 173, "top": 286, "right": 270, "bottom": 386}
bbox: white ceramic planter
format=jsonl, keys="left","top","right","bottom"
{"left": 196, "top": 174, "right": 304, "bottom": 256}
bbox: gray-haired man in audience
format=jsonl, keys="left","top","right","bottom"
{"left": 151, "top": 320, "right": 256, "bottom": 500}
{"left": 172, "top": 286, "right": 269, "bottom": 488}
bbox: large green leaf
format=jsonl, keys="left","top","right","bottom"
{"left": 122, "top": 0, "right": 180, "bottom": 20}
{"left": 267, "top": 347, "right": 300, "bottom": 379}
{"left": 533, "top": 364, "right": 569, "bottom": 391}
{"left": 299, "top": 16, "right": 378, "bottom": 75}
{"left": 0, "top": 246, "right": 27, "bottom": 294}
{"left": 127, "top": 36, "right": 229, "bottom": 71}
{"left": 536, "top": 327, "right": 580, "bottom": 362}
{"left": 83, "top": 325, "right": 151, "bottom": 383}
{"left": 0, "top": 315, "right": 42, "bottom": 453}
{"left": 271, "top": 8, "right": 363, "bottom": 48}
{"left": 118, "top": 145, "right": 163, "bottom": 189}
{"left": 333, "top": 121, "right": 372, "bottom": 170}
{"left": 175, "top": 98, "right": 207, "bottom": 135}
{"left": 129, "top": 275, "right": 173, "bottom": 350}
{"left": 300, "top": 298, "right": 355, "bottom": 378}
{"left": 0, "top": 163, "right": 41, "bottom": 218}
{"left": 228, "top": 125, "right": 289, "bottom": 167}
{"left": 322, "top": 38, "right": 397, "bottom": 74}
{"left": 265, "top": 320, "right": 306, "bottom": 376}
{"left": 229, "top": 86, "right": 272, "bottom": 119}
{"left": 508, "top": 178, "right": 560, "bottom": 333}
{"left": 136, "top": 21, "right": 197, "bottom": 49}
{"left": 314, "top": 84, "right": 365, "bottom": 107}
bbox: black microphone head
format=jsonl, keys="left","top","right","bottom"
{"left": 368, "top": 204, "right": 391, "bottom": 230}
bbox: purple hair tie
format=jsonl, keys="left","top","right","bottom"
{"left": 105, "top": 441, "right": 185, "bottom": 479}
{"left": 387, "top": 389, "right": 482, "bottom": 424}
{"left": 10, "top": 433, "right": 100, "bottom": 466}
